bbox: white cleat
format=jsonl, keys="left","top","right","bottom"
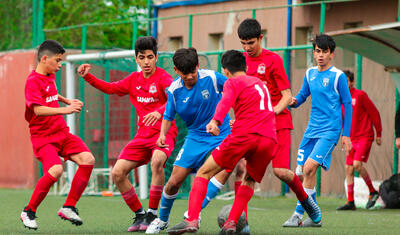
{"left": 21, "top": 209, "right": 38, "bottom": 230}
{"left": 145, "top": 218, "right": 169, "bottom": 234}
{"left": 302, "top": 217, "right": 322, "bottom": 227}
{"left": 58, "top": 206, "right": 83, "bottom": 226}
{"left": 282, "top": 212, "right": 302, "bottom": 227}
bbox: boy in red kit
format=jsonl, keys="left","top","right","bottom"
{"left": 78, "top": 36, "right": 178, "bottom": 232}
{"left": 21, "top": 40, "right": 95, "bottom": 230}
{"left": 167, "top": 50, "right": 320, "bottom": 235}
{"left": 337, "top": 70, "right": 382, "bottom": 210}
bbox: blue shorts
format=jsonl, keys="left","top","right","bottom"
{"left": 296, "top": 137, "right": 337, "bottom": 170}
{"left": 174, "top": 132, "right": 227, "bottom": 172}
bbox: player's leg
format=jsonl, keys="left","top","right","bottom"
{"left": 201, "top": 170, "right": 230, "bottom": 209}
{"left": 337, "top": 148, "right": 356, "bottom": 210}
{"left": 21, "top": 144, "right": 62, "bottom": 230}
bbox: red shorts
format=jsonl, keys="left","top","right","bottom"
{"left": 118, "top": 127, "right": 177, "bottom": 167}
{"left": 272, "top": 128, "right": 291, "bottom": 169}
{"left": 212, "top": 133, "right": 277, "bottom": 183}
{"left": 31, "top": 128, "right": 90, "bottom": 173}
{"left": 346, "top": 139, "right": 373, "bottom": 165}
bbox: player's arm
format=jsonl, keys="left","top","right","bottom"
{"left": 157, "top": 119, "right": 172, "bottom": 148}
{"left": 291, "top": 74, "right": 310, "bottom": 108}
{"left": 361, "top": 92, "right": 382, "bottom": 145}
{"left": 78, "top": 64, "right": 130, "bottom": 95}
{"left": 338, "top": 74, "right": 353, "bottom": 154}
{"left": 274, "top": 89, "right": 292, "bottom": 115}
{"left": 58, "top": 94, "right": 84, "bottom": 108}
{"left": 33, "top": 103, "right": 82, "bottom": 116}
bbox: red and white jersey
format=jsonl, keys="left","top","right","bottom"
{"left": 349, "top": 87, "right": 382, "bottom": 141}
{"left": 84, "top": 67, "right": 177, "bottom": 133}
{"left": 25, "top": 70, "right": 68, "bottom": 137}
{"left": 245, "top": 49, "right": 293, "bottom": 130}
{"left": 213, "top": 75, "right": 276, "bottom": 140}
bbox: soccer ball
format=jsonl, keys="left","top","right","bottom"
{"left": 217, "top": 204, "right": 247, "bottom": 231}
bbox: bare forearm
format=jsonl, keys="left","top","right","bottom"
{"left": 160, "top": 119, "right": 172, "bottom": 136}
{"left": 274, "top": 89, "right": 292, "bottom": 115}
{"left": 33, "top": 105, "right": 69, "bottom": 116}
{"left": 58, "top": 94, "right": 71, "bottom": 105}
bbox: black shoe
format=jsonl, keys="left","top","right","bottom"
{"left": 337, "top": 201, "right": 356, "bottom": 210}
{"left": 141, "top": 212, "right": 158, "bottom": 230}
{"left": 366, "top": 191, "right": 379, "bottom": 209}
{"left": 127, "top": 212, "right": 147, "bottom": 232}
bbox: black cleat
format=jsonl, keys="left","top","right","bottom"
{"left": 366, "top": 191, "right": 379, "bottom": 209}
{"left": 337, "top": 201, "right": 356, "bottom": 210}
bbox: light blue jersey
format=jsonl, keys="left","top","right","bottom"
{"left": 295, "top": 66, "right": 352, "bottom": 141}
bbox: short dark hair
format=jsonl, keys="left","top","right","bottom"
{"left": 135, "top": 36, "right": 157, "bottom": 56}
{"left": 313, "top": 34, "right": 336, "bottom": 52}
{"left": 221, "top": 50, "right": 246, "bottom": 74}
{"left": 343, "top": 70, "right": 354, "bottom": 82}
{"left": 37, "top": 40, "right": 65, "bottom": 62}
{"left": 173, "top": 48, "right": 198, "bottom": 74}
{"left": 237, "top": 18, "right": 262, "bottom": 40}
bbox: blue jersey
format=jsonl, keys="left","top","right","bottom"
{"left": 295, "top": 66, "right": 352, "bottom": 140}
{"left": 164, "top": 69, "right": 231, "bottom": 136}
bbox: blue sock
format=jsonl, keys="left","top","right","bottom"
{"left": 202, "top": 176, "right": 224, "bottom": 209}
{"left": 295, "top": 200, "right": 305, "bottom": 216}
{"left": 159, "top": 190, "right": 178, "bottom": 222}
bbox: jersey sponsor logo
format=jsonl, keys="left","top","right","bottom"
{"left": 323, "top": 78, "right": 329, "bottom": 87}
{"left": 149, "top": 83, "right": 157, "bottom": 94}
{"left": 137, "top": 96, "right": 156, "bottom": 103}
{"left": 352, "top": 98, "right": 356, "bottom": 106}
{"left": 45, "top": 95, "right": 58, "bottom": 103}
{"left": 201, "top": 89, "right": 210, "bottom": 99}
{"left": 257, "top": 63, "right": 266, "bottom": 74}
{"left": 183, "top": 97, "right": 190, "bottom": 103}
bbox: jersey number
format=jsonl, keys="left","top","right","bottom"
{"left": 254, "top": 84, "right": 273, "bottom": 111}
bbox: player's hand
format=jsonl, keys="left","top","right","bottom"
{"left": 143, "top": 111, "right": 161, "bottom": 126}
{"left": 289, "top": 97, "right": 297, "bottom": 107}
{"left": 156, "top": 135, "right": 168, "bottom": 148}
{"left": 78, "top": 64, "right": 91, "bottom": 77}
{"left": 229, "top": 119, "right": 235, "bottom": 128}
{"left": 396, "top": 138, "right": 400, "bottom": 149}
{"left": 70, "top": 99, "right": 83, "bottom": 108}
{"left": 206, "top": 119, "right": 220, "bottom": 136}
{"left": 341, "top": 136, "right": 352, "bottom": 155}
{"left": 376, "top": 137, "right": 382, "bottom": 146}
{"left": 65, "top": 102, "right": 82, "bottom": 114}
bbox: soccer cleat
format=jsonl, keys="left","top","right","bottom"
{"left": 145, "top": 218, "right": 169, "bottom": 234}
{"left": 128, "top": 212, "right": 147, "bottom": 232}
{"left": 20, "top": 208, "right": 38, "bottom": 230}
{"left": 58, "top": 206, "right": 83, "bottom": 226}
{"left": 300, "top": 196, "right": 321, "bottom": 223}
{"left": 183, "top": 210, "right": 201, "bottom": 228}
{"left": 218, "top": 219, "right": 236, "bottom": 235}
{"left": 366, "top": 191, "right": 379, "bottom": 209}
{"left": 337, "top": 201, "right": 356, "bottom": 210}
{"left": 302, "top": 217, "right": 322, "bottom": 227}
{"left": 138, "top": 212, "right": 158, "bottom": 231}
{"left": 282, "top": 212, "right": 302, "bottom": 227}
{"left": 166, "top": 219, "right": 199, "bottom": 235}
{"left": 237, "top": 221, "right": 250, "bottom": 235}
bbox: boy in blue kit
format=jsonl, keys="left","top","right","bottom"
{"left": 283, "top": 34, "right": 353, "bottom": 227}
{"left": 145, "top": 48, "right": 231, "bottom": 234}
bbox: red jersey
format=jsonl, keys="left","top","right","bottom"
{"left": 245, "top": 49, "right": 293, "bottom": 130}
{"left": 349, "top": 87, "right": 382, "bottom": 141}
{"left": 213, "top": 75, "right": 276, "bottom": 140}
{"left": 84, "top": 67, "right": 177, "bottom": 134}
{"left": 25, "top": 70, "right": 69, "bottom": 137}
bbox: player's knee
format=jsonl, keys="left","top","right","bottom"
{"left": 353, "top": 162, "right": 362, "bottom": 172}
{"left": 303, "top": 165, "right": 316, "bottom": 177}
{"left": 150, "top": 158, "right": 164, "bottom": 173}
{"left": 48, "top": 164, "right": 63, "bottom": 179}
{"left": 273, "top": 168, "right": 290, "bottom": 181}
{"left": 165, "top": 179, "right": 181, "bottom": 194}
{"left": 111, "top": 167, "right": 125, "bottom": 183}
{"left": 81, "top": 152, "right": 95, "bottom": 165}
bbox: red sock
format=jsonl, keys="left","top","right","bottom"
{"left": 187, "top": 177, "right": 208, "bottom": 221}
{"left": 234, "top": 181, "right": 241, "bottom": 195}
{"left": 27, "top": 173, "right": 58, "bottom": 212}
{"left": 64, "top": 165, "right": 94, "bottom": 207}
{"left": 347, "top": 183, "right": 354, "bottom": 202}
{"left": 228, "top": 185, "right": 254, "bottom": 223}
{"left": 148, "top": 185, "right": 163, "bottom": 209}
{"left": 287, "top": 174, "right": 308, "bottom": 202}
{"left": 122, "top": 187, "right": 142, "bottom": 213}
{"left": 362, "top": 175, "right": 375, "bottom": 193}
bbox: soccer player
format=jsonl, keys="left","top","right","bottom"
{"left": 78, "top": 36, "right": 178, "bottom": 232}
{"left": 21, "top": 40, "right": 95, "bottom": 230}
{"left": 337, "top": 70, "right": 382, "bottom": 210}
{"left": 145, "top": 47, "right": 231, "bottom": 234}
{"left": 284, "top": 34, "right": 353, "bottom": 227}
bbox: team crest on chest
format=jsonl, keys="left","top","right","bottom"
{"left": 257, "top": 63, "right": 266, "bottom": 74}
{"left": 149, "top": 83, "right": 157, "bottom": 94}
{"left": 322, "top": 78, "right": 329, "bottom": 87}
{"left": 201, "top": 89, "right": 210, "bottom": 99}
